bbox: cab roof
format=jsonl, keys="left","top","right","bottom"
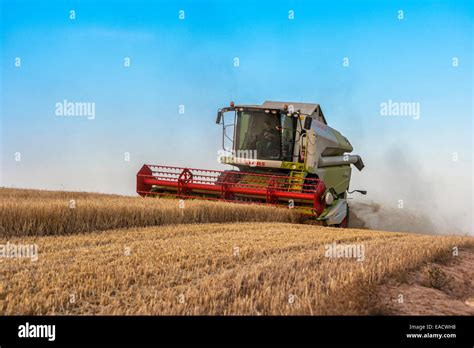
{"left": 236, "top": 101, "right": 327, "bottom": 125}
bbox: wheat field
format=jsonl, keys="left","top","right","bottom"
{"left": 1, "top": 222, "right": 473, "bottom": 315}
{"left": 1, "top": 188, "right": 473, "bottom": 315}
{"left": 0, "top": 188, "right": 303, "bottom": 237}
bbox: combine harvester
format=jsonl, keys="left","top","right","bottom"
{"left": 137, "top": 101, "right": 365, "bottom": 227}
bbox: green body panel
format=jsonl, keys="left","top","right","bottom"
{"left": 327, "top": 129, "right": 353, "bottom": 155}
{"left": 312, "top": 165, "right": 352, "bottom": 195}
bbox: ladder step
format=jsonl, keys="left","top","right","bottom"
{"left": 288, "top": 171, "right": 306, "bottom": 192}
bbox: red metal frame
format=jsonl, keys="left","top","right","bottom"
{"left": 137, "top": 164, "right": 326, "bottom": 215}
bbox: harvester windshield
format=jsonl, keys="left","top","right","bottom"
{"left": 235, "top": 110, "right": 296, "bottom": 161}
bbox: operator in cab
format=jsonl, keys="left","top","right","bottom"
{"left": 257, "top": 120, "right": 280, "bottom": 159}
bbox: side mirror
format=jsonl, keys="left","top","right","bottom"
{"left": 303, "top": 116, "right": 312, "bottom": 130}
{"left": 216, "top": 109, "right": 223, "bottom": 124}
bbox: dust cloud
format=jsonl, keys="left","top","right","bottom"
{"left": 348, "top": 201, "right": 442, "bottom": 235}
{"left": 347, "top": 147, "right": 472, "bottom": 236}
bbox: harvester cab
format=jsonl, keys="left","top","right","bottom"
{"left": 137, "top": 100, "right": 365, "bottom": 227}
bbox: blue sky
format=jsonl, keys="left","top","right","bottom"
{"left": 0, "top": 0, "right": 472, "bottom": 232}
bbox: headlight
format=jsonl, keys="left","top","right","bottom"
{"left": 325, "top": 192, "right": 334, "bottom": 205}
